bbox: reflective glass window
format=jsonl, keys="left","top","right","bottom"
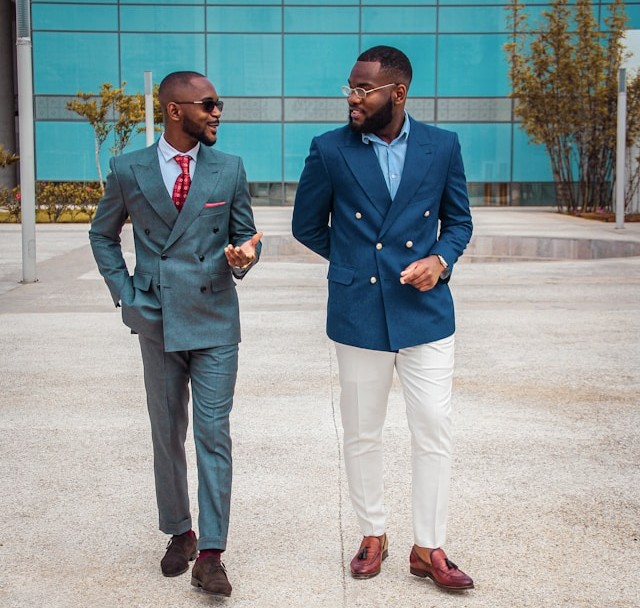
{"left": 32, "top": 5, "right": 117, "bottom": 30}
{"left": 220, "top": 124, "right": 282, "bottom": 182}
{"left": 120, "top": 6, "right": 204, "bottom": 32}
{"left": 443, "top": 123, "right": 511, "bottom": 182}
{"left": 284, "top": 123, "right": 343, "bottom": 181}
{"left": 361, "top": 34, "right": 436, "bottom": 97}
{"left": 207, "top": 35, "right": 282, "bottom": 97}
{"left": 362, "top": 7, "right": 437, "bottom": 33}
{"left": 33, "top": 32, "right": 119, "bottom": 94}
{"left": 120, "top": 34, "right": 206, "bottom": 92}
{"left": 438, "top": 34, "right": 510, "bottom": 96}
{"left": 284, "top": 35, "right": 358, "bottom": 96}
{"left": 439, "top": 7, "right": 510, "bottom": 33}
{"left": 207, "top": 7, "right": 280, "bottom": 33}
{"left": 284, "top": 8, "right": 358, "bottom": 33}
{"left": 512, "top": 126, "right": 553, "bottom": 181}
{"left": 35, "top": 122, "right": 114, "bottom": 181}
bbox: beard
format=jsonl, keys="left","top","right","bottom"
{"left": 348, "top": 97, "right": 394, "bottom": 135}
{"left": 183, "top": 114, "right": 217, "bottom": 147}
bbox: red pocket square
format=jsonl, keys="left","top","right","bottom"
{"left": 204, "top": 201, "right": 226, "bottom": 208}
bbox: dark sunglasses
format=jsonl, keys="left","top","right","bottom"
{"left": 173, "top": 98, "right": 224, "bottom": 113}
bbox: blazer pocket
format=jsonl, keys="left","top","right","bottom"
{"left": 209, "top": 271, "right": 236, "bottom": 292}
{"left": 133, "top": 271, "right": 153, "bottom": 291}
{"left": 327, "top": 264, "right": 355, "bottom": 286}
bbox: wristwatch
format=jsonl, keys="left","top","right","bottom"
{"left": 436, "top": 254, "right": 450, "bottom": 279}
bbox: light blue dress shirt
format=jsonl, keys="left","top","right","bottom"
{"left": 362, "top": 112, "right": 411, "bottom": 201}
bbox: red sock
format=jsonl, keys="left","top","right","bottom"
{"left": 197, "top": 549, "right": 222, "bottom": 561}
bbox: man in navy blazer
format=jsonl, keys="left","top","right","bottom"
{"left": 292, "top": 46, "right": 474, "bottom": 591}
{"left": 89, "top": 71, "right": 261, "bottom": 597}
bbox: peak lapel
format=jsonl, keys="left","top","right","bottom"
{"left": 379, "top": 123, "right": 434, "bottom": 238}
{"left": 132, "top": 144, "right": 178, "bottom": 229}
{"left": 339, "top": 137, "right": 392, "bottom": 219}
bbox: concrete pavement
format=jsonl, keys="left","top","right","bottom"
{"left": 0, "top": 207, "right": 639, "bottom": 607}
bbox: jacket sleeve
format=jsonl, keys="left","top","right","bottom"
{"left": 228, "top": 157, "right": 261, "bottom": 279}
{"left": 431, "top": 133, "right": 473, "bottom": 272}
{"left": 88, "top": 157, "right": 133, "bottom": 306}
{"left": 292, "top": 137, "right": 333, "bottom": 261}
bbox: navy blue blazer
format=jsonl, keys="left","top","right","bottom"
{"left": 292, "top": 117, "right": 473, "bottom": 351}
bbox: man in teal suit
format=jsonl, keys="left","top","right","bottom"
{"left": 89, "top": 71, "right": 261, "bottom": 597}
{"left": 292, "top": 47, "right": 474, "bottom": 591}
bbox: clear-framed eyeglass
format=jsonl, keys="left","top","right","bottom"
{"left": 341, "top": 83, "right": 397, "bottom": 99}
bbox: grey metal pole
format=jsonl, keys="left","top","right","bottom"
{"left": 615, "top": 68, "right": 626, "bottom": 230}
{"left": 144, "top": 71, "right": 154, "bottom": 147}
{"left": 16, "top": 0, "right": 37, "bottom": 282}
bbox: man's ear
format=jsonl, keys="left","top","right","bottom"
{"left": 165, "top": 102, "right": 181, "bottom": 122}
{"left": 394, "top": 84, "right": 407, "bottom": 105}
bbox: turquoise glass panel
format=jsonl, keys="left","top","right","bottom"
{"left": 219, "top": 124, "right": 282, "bottom": 182}
{"left": 284, "top": 123, "right": 343, "bottom": 182}
{"left": 512, "top": 125, "right": 553, "bottom": 181}
{"left": 120, "top": 34, "right": 206, "bottom": 93}
{"left": 438, "top": 34, "right": 510, "bottom": 96}
{"left": 284, "top": 8, "right": 358, "bottom": 33}
{"left": 207, "top": 7, "right": 280, "bottom": 33}
{"left": 120, "top": 0, "right": 200, "bottom": 4}
{"left": 35, "top": 122, "right": 115, "bottom": 181}
{"left": 207, "top": 35, "right": 281, "bottom": 96}
{"left": 284, "top": 35, "right": 358, "bottom": 96}
{"left": 360, "top": 34, "right": 436, "bottom": 97}
{"left": 33, "top": 33, "right": 119, "bottom": 94}
{"left": 363, "top": 0, "right": 436, "bottom": 4}
{"left": 442, "top": 123, "right": 511, "bottom": 182}
{"left": 439, "top": 0, "right": 513, "bottom": 4}
{"left": 120, "top": 6, "right": 204, "bottom": 32}
{"left": 362, "top": 7, "right": 437, "bottom": 33}
{"left": 439, "top": 7, "right": 510, "bottom": 33}
{"left": 285, "top": 0, "right": 355, "bottom": 4}
{"left": 620, "top": 5, "right": 640, "bottom": 29}
{"left": 32, "top": 0, "right": 114, "bottom": 4}
{"left": 32, "top": 5, "right": 117, "bottom": 30}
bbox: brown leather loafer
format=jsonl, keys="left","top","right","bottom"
{"left": 160, "top": 531, "right": 197, "bottom": 577}
{"left": 350, "top": 533, "right": 388, "bottom": 579}
{"left": 191, "top": 556, "right": 232, "bottom": 597}
{"left": 409, "top": 547, "right": 474, "bottom": 590}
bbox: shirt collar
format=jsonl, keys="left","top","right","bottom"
{"left": 158, "top": 133, "right": 200, "bottom": 162}
{"left": 362, "top": 112, "right": 410, "bottom": 146}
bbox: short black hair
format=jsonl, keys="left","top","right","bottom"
{"left": 158, "top": 71, "right": 206, "bottom": 107}
{"left": 357, "top": 46, "right": 412, "bottom": 87}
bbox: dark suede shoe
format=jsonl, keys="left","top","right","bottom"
{"left": 350, "top": 533, "right": 388, "bottom": 579}
{"left": 409, "top": 546, "right": 474, "bottom": 590}
{"left": 160, "top": 531, "right": 197, "bottom": 577}
{"left": 191, "top": 556, "right": 232, "bottom": 597}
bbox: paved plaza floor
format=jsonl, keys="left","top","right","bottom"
{"left": 0, "top": 207, "right": 639, "bottom": 607}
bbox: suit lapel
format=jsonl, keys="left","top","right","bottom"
{"left": 379, "top": 120, "right": 434, "bottom": 238}
{"left": 164, "top": 147, "right": 222, "bottom": 250}
{"left": 131, "top": 144, "right": 178, "bottom": 229}
{"left": 339, "top": 133, "right": 392, "bottom": 219}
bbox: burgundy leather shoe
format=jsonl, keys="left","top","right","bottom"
{"left": 409, "top": 547, "right": 474, "bottom": 590}
{"left": 191, "top": 556, "right": 232, "bottom": 597}
{"left": 350, "top": 534, "right": 388, "bottom": 579}
{"left": 160, "top": 531, "right": 197, "bottom": 577}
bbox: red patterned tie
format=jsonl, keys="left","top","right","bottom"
{"left": 172, "top": 155, "right": 191, "bottom": 211}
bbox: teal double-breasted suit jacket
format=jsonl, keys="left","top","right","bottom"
{"left": 89, "top": 143, "right": 260, "bottom": 352}
{"left": 292, "top": 117, "right": 472, "bottom": 352}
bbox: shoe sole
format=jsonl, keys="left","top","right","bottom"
{"left": 191, "top": 577, "right": 232, "bottom": 597}
{"left": 350, "top": 549, "right": 389, "bottom": 579}
{"left": 410, "top": 567, "right": 474, "bottom": 590}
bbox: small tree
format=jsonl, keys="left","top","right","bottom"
{"left": 0, "top": 144, "right": 19, "bottom": 168}
{"left": 67, "top": 82, "right": 162, "bottom": 193}
{"left": 505, "top": 0, "right": 640, "bottom": 214}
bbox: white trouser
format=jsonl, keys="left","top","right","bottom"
{"left": 335, "top": 335, "right": 455, "bottom": 549}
